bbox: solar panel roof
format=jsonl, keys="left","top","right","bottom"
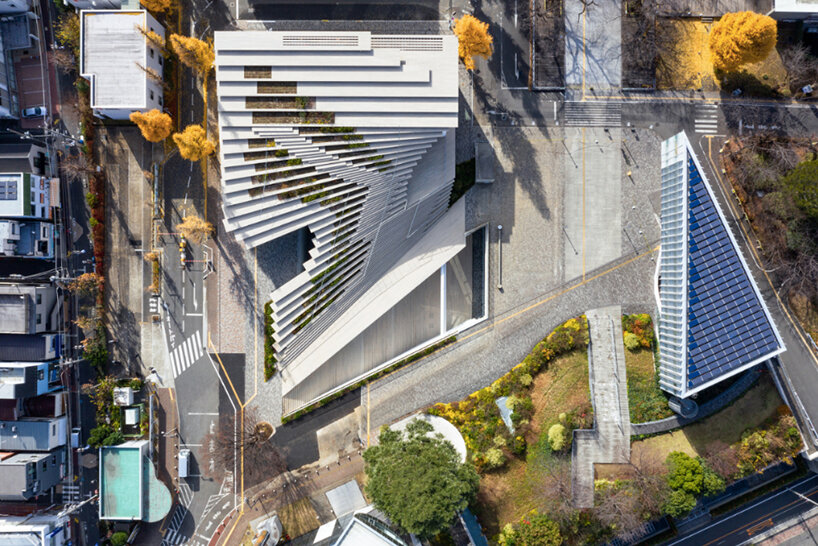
{"left": 685, "top": 155, "right": 781, "bottom": 390}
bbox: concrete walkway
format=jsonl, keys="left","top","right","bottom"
{"left": 564, "top": 0, "right": 622, "bottom": 92}
{"left": 571, "top": 305, "right": 631, "bottom": 508}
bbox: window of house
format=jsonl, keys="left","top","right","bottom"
{"left": 31, "top": 191, "right": 35, "bottom": 203}
{"left": 159, "top": 56, "right": 163, "bottom": 66}
{"left": 159, "top": 96, "right": 163, "bottom": 106}
{"left": 42, "top": 461, "right": 47, "bottom": 471}
{"left": 11, "top": 223, "right": 16, "bottom": 235}
{"left": 150, "top": 90, "right": 154, "bottom": 100}
{"left": 42, "top": 227, "right": 47, "bottom": 238}
{"left": 36, "top": 294, "right": 41, "bottom": 304}
{"left": 38, "top": 370, "right": 44, "bottom": 380}
{"left": 51, "top": 424, "right": 55, "bottom": 435}
{"left": 36, "top": 313, "right": 41, "bottom": 325}
{"left": 39, "top": 193, "right": 44, "bottom": 203}
{"left": 149, "top": 48, "right": 154, "bottom": 58}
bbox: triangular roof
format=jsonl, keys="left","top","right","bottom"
{"left": 658, "top": 132, "right": 784, "bottom": 398}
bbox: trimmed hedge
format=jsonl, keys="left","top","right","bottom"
{"left": 281, "top": 336, "right": 457, "bottom": 424}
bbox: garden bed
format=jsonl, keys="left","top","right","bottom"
{"left": 621, "top": 314, "right": 672, "bottom": 423}
{"left": 631, "top": 373, "right": 798, "bottom": 478}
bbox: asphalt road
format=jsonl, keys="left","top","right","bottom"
{"left": 670, "top": 473, "right": 818, "bottom": 546}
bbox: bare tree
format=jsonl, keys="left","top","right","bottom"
{"left": 595, "top": 484, "right": 645, "bottom": 539}
{"left": 200, "top": 407, "right": 285, "bottom": 487}
{"left": 50, "top": 49, "right": 76, "bottom": 74}
{"left": 780, "top": 44, "right": 818, "bottom": 93}
{"left": 61, "top": 153, "right": 94, "bottom": 182}
{"left": 533, "top": 455, "right": 574, "bottom": 522}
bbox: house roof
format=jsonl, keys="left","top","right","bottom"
{"left": 80, "top": 10, "right": 149, "bottom": 109}
{"left": 0, "top": 334, "right": 50, "bottom": 362}
{"left": 657, "top": 132, "right": 785, "bottom": 398}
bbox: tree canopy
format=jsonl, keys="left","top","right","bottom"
{"left": 170, "top": 34, "right": 215, "bottom": 75}
{"left": 363, "top": 419, "right": 479, "bottom": 538}
{"left": 130, "top": 109, "right": 173, "bottom": 142}
{"left": 709, "top": 11, "right": 777, "bottom": 72}
{"left": 140, "top": 0, "right": 173, "bottom": 14}
{"left": 454, "top": 14, "right": 494, "bottom": 71}
{"left": 662, "top": 452, "right": 725, "bottom": 517}
{"left": 781, "top": 159, "right": 818, "bottom": 220}
{"left": 173, "top": 124, "right": 215, "bottom": 161}
{"left": 176, "top": 213, "right": 214, "bottom": 243}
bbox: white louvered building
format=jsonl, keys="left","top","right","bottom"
{"left": 214, "top": 31, "right": 465, "bottom": 413}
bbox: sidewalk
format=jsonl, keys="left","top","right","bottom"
{"left": 572, "top": 305, "right": 631, "bottom": 508}
{"left": 216, "top": 451, "right": 365, "bottom": 546}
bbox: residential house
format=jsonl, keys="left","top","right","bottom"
{"left": 0, "top": 283, "right": 59, "bottom": 334}
{"left": 0, "top": 513, "right": 71, "bottom": 546}
{"left": 0, "top": 415, "right": 66, "bottom": 451}
{"left": 80, "top": 9, "right": 165, "bottom": 120}
{"left": 0, "top": 219, "right": 54, "bottom": 258}
{"left": 0, "top": 447, "right": 65, "bottom": 501}
{"left": 0, "top": 172, "right": 52, "bottom": 220}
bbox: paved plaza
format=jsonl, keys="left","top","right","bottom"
{"left": 564, "top": 0, "right": 622, "bottom": 91}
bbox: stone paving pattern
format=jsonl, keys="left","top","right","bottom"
{"left": 564, "top": 0, "right": 622, "bottom": 90}
{"left": 571, "top": 305, "right": 631, "bottom": 508}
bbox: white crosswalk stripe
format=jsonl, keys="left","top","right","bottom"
{"left": 62, "top": 484, "right": 80, "bottom": 503}
{"left": 149, "top": 296, "right": 160, "bottom": 314}
{"left": 162, "top": 528, "right": 188, "bottom": 546}
{"left": 170, "top": 331, "right": 204, "bottom": 378}
{"left": 694, "top": 103, "right": 720, "bottom": 134}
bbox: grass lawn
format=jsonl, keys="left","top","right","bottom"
{"left": 473, "top": 349, "right": 590, "bottom": 537}
{"left": 278, "top": 497, "right": 320, "bottom": 538}
{"left": 657, "top": 19, "right": 789, "bottom": 96}
{"left": 625, "top": 347, "right": 673, "bottom": 423}
{"left": 631, "top": 374, "right": 782, "bottom": 463}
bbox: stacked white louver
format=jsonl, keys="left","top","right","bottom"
{"left": 214, "top": 31, "right": 461, "bottom": 398}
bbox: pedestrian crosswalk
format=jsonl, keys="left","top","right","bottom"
{"left": 149, "top": 296, "right": 160, "bottom": 314}
{"left": 179, "top": 482, "right": 193, "bottom": 507}
{"left": 62, "top": 484, "right": 80, "bottom": 503}
{"left": 694, "top": 103, "right": 720, "bottom": 134}
{"left": 170, "top": 331, "right": 204, "bottom": 378}
{"left": 564, "top": 101, "right": 622, "bottom": 127}
{"left": 162, "top": 528, "right": 188, "bottom": 546}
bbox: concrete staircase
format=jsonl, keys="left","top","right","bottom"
{"left": 571, "top": 305, "right": 632, "bottom": 508}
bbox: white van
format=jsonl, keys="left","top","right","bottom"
{"left": 178, "top": 449, "right": 191, "bottom": 479}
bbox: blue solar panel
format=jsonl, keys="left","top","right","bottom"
{"left": 685, "top": 155, "right": 781, "bottom": 391}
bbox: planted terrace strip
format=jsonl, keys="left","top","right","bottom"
{"left": 299, "top": 126, "right": 355, "bottom": 134}
{"left": 245, "top": 96, "right": 316, "bottom": 109}
{"left": 244, "top": 65, "right": 271, "bottom": 78}
{"left": 257, "top": 81, "right": 297, "bottom": 94}
{"left": 253, "top": 111, "right": 335, "bottom": 124}
{"left": 247, "top": 138, "right": 275, "bottom": 149}
{"left": 250, "top": 166, "right": 315, "bottom": 184}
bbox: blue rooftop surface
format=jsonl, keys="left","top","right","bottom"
{"left": 685, "top": 156, "right": 781, "bottom": 390}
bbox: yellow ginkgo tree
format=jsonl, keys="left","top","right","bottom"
{"left": 709, "top": 11, "right": 777, "bottom": 72}
{"left": 170, "top": 34, "right": 215, "bottom": 75}
{"left": 130, "top": 109, "right": 173, "bottom": 142}
{"left": 172, "top": 124, "right": 215, "bottom": 161}
{"left": 453, "top": 14, "right": 494, "bottom": 71}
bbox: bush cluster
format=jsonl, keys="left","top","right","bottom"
{"left": 497, "top": 511, "right": 562, "bottom": 546}
{"left": 429, "top": 317, "right": 589, "bottom": 471}
{"left": 662, "top": 451, "right": 725, "bottom": 517}
{"left": 621, "top": 313, "right": 654, "bottom": 351}
{"left": 737, "top": 408, "right": 802, "bottom": 476}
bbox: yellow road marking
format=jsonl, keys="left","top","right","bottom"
{"left": 208, "top": 332, "right": 245, "bottom": 408}
{"left": 169, "top": 388, "right": 175, "bottom": 403}
{"left": 706, "top": 138, "right": 818, "bottom": 369}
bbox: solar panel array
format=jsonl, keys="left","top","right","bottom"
{"left": 685, "top": 156, "right": 781, "bottom": 390}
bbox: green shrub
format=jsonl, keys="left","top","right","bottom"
{"left": 624, "top": 331, "right": 641, "bottom": 351}
{"left": 666, "top": 451, "right": 703, "bottom": 494}
{"left": 85, "top": 191, "right": 98, "bottom": 208}
{"left": 484, "top": 448, "right": 506, "bottom": 469}
{"left": 89, "top": 217, "right": 99, "bottom": 228}
{"left": 548, "top": 424, "right": 567, "bottom": 451}
{"left": 663, "top": 489, "right": 697, "bottom": 518}
{"left": 110, "top": 531, "right": 128, "bottom": 546}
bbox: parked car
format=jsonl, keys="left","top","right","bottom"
{"left": 21, "top": 106, "right": 47, "bottom": 118}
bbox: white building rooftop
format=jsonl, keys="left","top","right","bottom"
{"left": 80, "top": 10, "right": 152, "bottom": 109}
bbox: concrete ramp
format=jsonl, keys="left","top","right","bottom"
{"left": 571, "top": 305, "right": 631, "bottom": 508}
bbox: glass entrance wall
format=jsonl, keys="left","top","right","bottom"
{"left": 283, "top": 226, "right": 488, "bottom": 415}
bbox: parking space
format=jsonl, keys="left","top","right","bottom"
{"left": 14, "top": 56, "right": 55, "bottom": 130}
